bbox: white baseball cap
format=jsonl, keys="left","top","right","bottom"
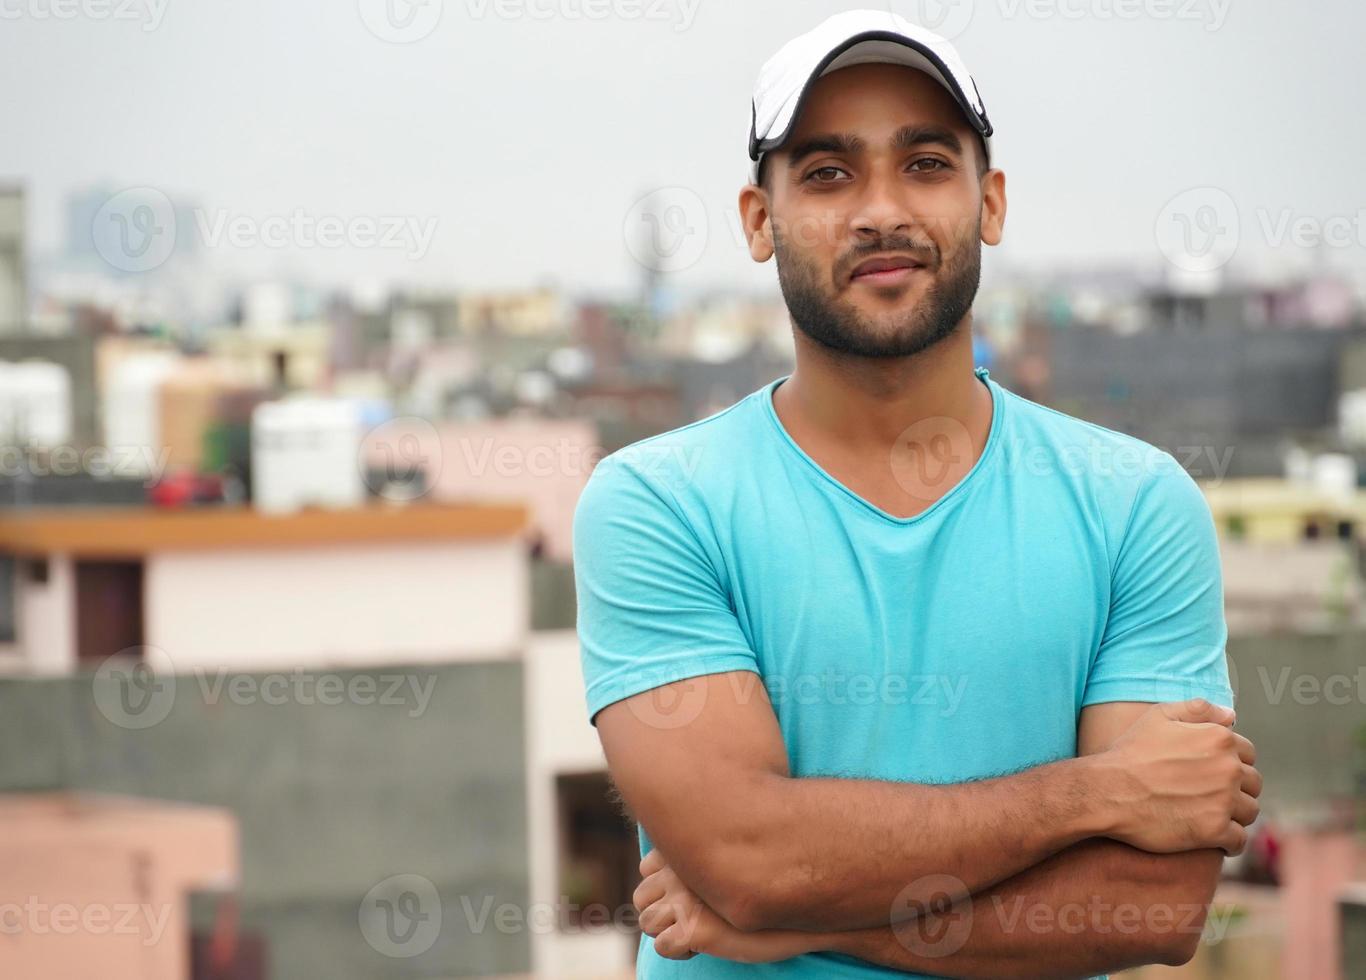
{"left": 747, "top": 9, "right": 994, "bottom": 185}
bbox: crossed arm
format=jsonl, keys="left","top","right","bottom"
{"left": 599, "top": 671, "right": 1261, "bottom": 976}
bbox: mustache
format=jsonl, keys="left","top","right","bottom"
{"left": 837, "top": 236, "right": 940, "bottom": 280}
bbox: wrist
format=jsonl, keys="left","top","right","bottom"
{"left": 714, "top": 928, "right": 830, "bottom": 964}
{"left": 1057, "top": 753, "right": 1125, "bottom": 841}
{"left": 826, "top": 927, "right": 930, "bottom": 971}
{"left": 821, "top": 929, "right": 873, "bottom": 960}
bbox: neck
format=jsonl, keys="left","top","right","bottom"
{"left": 775, "top": 316, "right": 990, "bottom": 455}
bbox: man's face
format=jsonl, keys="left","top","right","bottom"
{"left": 763, "top": 63, "right": 988, "bottom": 359}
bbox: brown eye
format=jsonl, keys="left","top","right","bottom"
{"left": 908, "top": 158, "right": 947, "bottom": 173}
{"left": 807, "top": 166, "right": 848, "bottom": 183}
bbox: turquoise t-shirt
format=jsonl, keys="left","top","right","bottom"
{"left": 573, "top": 367, "right": 1234, "bottom": 979}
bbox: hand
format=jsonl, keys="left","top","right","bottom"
{"left": 1100, "top": 698, "right": 1262, "bottom": 856}
{"left": 633, "top": 850, "right": 819, "bottom": 963}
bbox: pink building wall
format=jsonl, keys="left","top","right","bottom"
{"left": 365, "top": 417, "right": 598, "bottom": 564}
{"left": 0, "top": 794, "right": 239, "bottom": 980}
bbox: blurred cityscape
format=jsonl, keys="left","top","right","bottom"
{"left": 2, "top": 169, "right": 1366, "bottom": 980}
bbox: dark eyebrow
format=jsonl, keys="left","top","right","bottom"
{"left": 783, "top": 132, "right": 866, "bottom": 168}
{"left": 784, "top": 124, "right": 966, "bottom": 171}
{"left": 891, "top": 125, "right": 963, "bottom": 156}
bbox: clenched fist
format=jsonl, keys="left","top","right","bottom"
{"left": 1099, "top": 698, "right": 1262, "bottom": 856}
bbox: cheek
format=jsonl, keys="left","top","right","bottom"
{"left": 776, "top": 234, "right": 839, "bottom": 285}
{"left": 777, "top": 205, "right": 849, "bottom": 254}
{"left": 927, "top": 199, "right": 982, "bottom": 251}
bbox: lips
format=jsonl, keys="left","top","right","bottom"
{"left": 849, "top": 254, "right": 925, "bottom": 282}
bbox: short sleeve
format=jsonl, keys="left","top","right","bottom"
{"left": 572, "top": 457, "right": 760, "bottom": 724}
{"left": 1082, "top": 456, "right": 1235, "bottom": 709}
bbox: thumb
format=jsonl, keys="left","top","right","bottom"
{"left": 1162, "top": 697, "right": 1235, "bottom": 726}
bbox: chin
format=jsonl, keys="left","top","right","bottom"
{"left": 850, "top": 302, "right": 924, "bottom": 331}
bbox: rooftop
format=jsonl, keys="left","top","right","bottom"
{"left": 0, "top": 502, "right": 529, "bottom": 557}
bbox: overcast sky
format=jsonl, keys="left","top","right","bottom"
{"left": 2, "top": 0, "right": 1363, "bottom": 299}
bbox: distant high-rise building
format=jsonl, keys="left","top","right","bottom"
{"left": 64, "top": 185, "right": 199, "bottom": 272}
{"left": 0, "top": 183, "right": 25, "bottom": 335}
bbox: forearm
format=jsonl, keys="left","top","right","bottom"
{"left": 815, "top": 840, "right": 1223, "bottom": 977}
{"left": 703, "top": 755, "right": 1121, "bottom": 933}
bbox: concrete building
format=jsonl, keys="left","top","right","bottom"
{"left": 0, "top": 183, "right": 24, "bottom": 335}
{"left": 0, "top": 491, "right": 650, "bottom": 979}
{"left": 64, "top": 185, "right": 200, "bottom": 269}
{"left": 0, "top": 660, "right": 534, "bottom": 980}
{"left": 1202, "top": 478, "right": 1365, "bottom": 633}
{"left": 458, "top": 288, "right": 569, "bottom": 338}
{"left": 0, "top": 503, "right": 528, "bottom": 673}
{"left": 360, "top": 417, "right": 599, "bottom": 564}
{"left": 0, "top": 333, "right": 99, "bottom": 447}
{"left": 1127, "top": 828, "right": 1364, "bottom": 980}
{"left": 525, "top": 630, "right": 635, "bottom": 976}
{"left": 205, "top": 320, "right": 331, "bottom": 392}
{"left": 0, "top": 793, "right": 239, "bottom": 980}
{"left": 1029, "top": 322, "right": 1356, "bottom": 478}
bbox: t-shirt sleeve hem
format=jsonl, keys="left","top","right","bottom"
{"left": 585, "top": 654, "right": 762, "bottom": 725}
{"left": 1081, "top": 678, "right": 1234, "bottom": 709}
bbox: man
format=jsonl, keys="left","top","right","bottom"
{"left": 572, "top": 10, "right": 1261, "bottom": 978}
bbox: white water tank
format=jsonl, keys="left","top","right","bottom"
{"left": 0, "top": 360, "right": 71, "bottom": 448}
{"left": 251, "top": 398, "right": 364, "bottom": 513}
{"left": 103, "top": 351, "right": 179, "bottom": 474}
{"left": 1341, "top": 390, "right": 1366, "bottom": 449}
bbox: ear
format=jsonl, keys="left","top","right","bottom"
{"left": 979, "top": 168, "right": 1006, "bottom": 247}
{"left": 738, "top": 183, "right": 774, "bottom": 262}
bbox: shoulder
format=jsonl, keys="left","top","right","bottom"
{"left": 994, "top": 382, "right": 1214, "bottom": 555}
{"left": 576, "top": 385, "right": 767, "bottom": 513}
{"left": 573, "top": 384, "right": 770, "bottom": 545}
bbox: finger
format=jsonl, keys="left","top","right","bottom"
{"left": 1163, "top": 697, "right": 1235, "bottom": 726}
{"left": 1240, "top": 763, "right": 1263, "bottom": 799}
{"left": 653, "top": 922, "right": 697, "bottom": 960}
{"left": 1230, "top": 732, "right": 1256, "bottom": 765}
{"left": 1231, "top": 792, "right": 1261, "bottom": 828}
{"left": 638, "top": 901, "right": 677, "bottom": 939}
{"left": 1219, "top": 821, "right": 1249, "bottom": 857}
{"left": 633, "top": 872, "right": 667, "bottom": 913}
{"left": 640, "top": 848, "right": 666, "bottom": 878}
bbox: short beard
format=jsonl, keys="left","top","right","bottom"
{"left": 774, "top": 224, "right": 982, "bottom": 359}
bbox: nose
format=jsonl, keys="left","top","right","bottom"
{"left": 848, "top": 166, "right": 914, "bottom": 243}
